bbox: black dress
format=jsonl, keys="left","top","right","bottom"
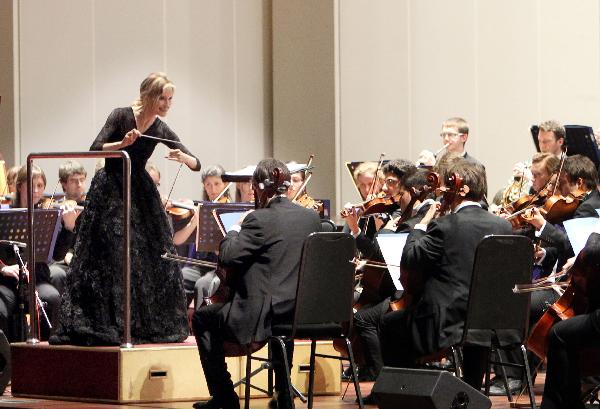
{"left": 50, "top": 107, "right": 201, "bottom": 345}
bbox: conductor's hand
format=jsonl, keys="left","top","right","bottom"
{"left": 121, "top": 129, "right": 141, "bottom": 148}
{"left": 1, "top": 264, "right": 20, "bottom": 281}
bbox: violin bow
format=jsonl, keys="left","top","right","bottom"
{"left": 366, "top": 153, "right": 385, "bottom": 200}
{"left": 292, "top": 154, "right": 314, "bottom": 202}
{"left": 163, "top": 162, "right": 184, "bottom": 210}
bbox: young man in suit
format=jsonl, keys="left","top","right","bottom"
{"left": 192, "top": 158, "right": 322, "bottom": 409}
{"left": 380, "top": 159, "right": 512, "bottom": 390}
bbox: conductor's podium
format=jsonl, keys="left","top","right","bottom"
{"left": 11, "top": 337, "right": 340, "bottom": 403}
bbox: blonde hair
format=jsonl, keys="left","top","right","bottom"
{"left": 132, "top": 72, "right": 175, "bottom": 113}
{"left": 443, "top": 117, "right": 469, "bottom": 135}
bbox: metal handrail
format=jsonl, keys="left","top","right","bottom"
{"left": 26, "top": 151, "right": 132, "bottom": 347}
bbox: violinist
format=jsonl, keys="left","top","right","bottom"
{"left": 351, "top": 167, "right": 435, "bottom": 387}
{"left": 378, "top": 160, "right": 512, "bottom": 392}
{"left": 539, "top": 222, "right": 600, "bottom": 409}
{"left": 534, "top": 155, "right": 600, "bottom": 271}
{"left": 537, "top": 120, "right": 565, "bottom": 158}
{"left": 0, "top": 165, "right": 77, "bottom": 340}
{"left": 49, "top": 160, "right": 88, "bottom": 295}
{"left": 286, "top": 161, "right": 324, "bottom": 216}
{"left": 173, "top": 164, "right": 230, "bottom": 309}
{"left": 192, "top": 158, "right": 321, "bottom": 409}
{"left": 352, "top": 161, "right": 382, "bottom": 200}
{"left": 234, "top": 181, "right": 254, "bottom": 203}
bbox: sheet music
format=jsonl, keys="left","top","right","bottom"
{"left": 563, "top": 217, "right": 598, "bottom": 256}
{"left": 376, "top": 233, "right": 409, "bottom": 290}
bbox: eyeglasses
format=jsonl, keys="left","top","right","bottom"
{"left": 440, "top": 132, "right": 462, "bottom": 139}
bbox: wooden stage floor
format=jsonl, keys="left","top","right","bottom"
{"left": 0, "top": 376, "right": 546, "bottom": 409}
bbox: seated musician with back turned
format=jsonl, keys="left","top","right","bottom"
{"left": 380, "top": 159, "right": 512, "bottom": 390}
{"left": 192, "top": 158, "right": 322, "bottom": 409}
{"left": 539, "top": 220, "right": 600, "bottom": 409}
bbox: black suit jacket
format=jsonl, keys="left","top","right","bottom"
{"left": 401, "top": 205, "right": 512, "bottom": 356}
{"left": 539, "top": 189, "right": 600, "bottom": 269}
{"left": 218, "top": 197, "right": 321, "bottom": 345}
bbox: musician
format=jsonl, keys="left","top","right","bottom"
{"left": 172, "top": 164, "right": 230, "bottom": 308}
{"left": 235, "top": 181, "right": 254, "bottom": 202}
{"left": 352, "top": 161, "right": 382, "bottom": 200}
{"left": 537, "top": 120, "right": 565, "bottom": 158}
{"left": 286, "top": 161, "right": 324, "bottom": 216}
{"left": 351, "top": 168, "right": 436, "bottom": 386}
{"left": 192, "top": 158, "right": 321, "bottom": 409}
{"left": 5, "top": 165, "right": 19, "bottom": 196}
{"left": 416, "top": 117, "right": 482, "bottom": 167}
{"left": 145, "top": 161, "right": 161, "bottom": 187}
{"left": 534, "top": 155, "right": 600, "bottom": 270}
{"left": 380, "top": 159, "right": 512, "bottom": 390}
{"left": 540, "top": 227, "right": 600, "bottom": 409}
{"left": 0, "top": 165, "right": 76, "bottom": 340}
{"left": 49, "top": 160, "right": 88, "bottom": 295}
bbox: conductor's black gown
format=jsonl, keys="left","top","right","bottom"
{"left": 50, "top": 107, "right": 200, "bottom": 346}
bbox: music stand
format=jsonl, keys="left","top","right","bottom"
{"left": 531, "top": 124, "right": 600, "bottom": 168}
{"left": 0, "top": 209, "right": 61, "bottom": 263}
{"left": 0, "top": 209, "right": 61, "bottom": 340}
{"left": 195, "top": 202, "right": 254, "bottom": 252}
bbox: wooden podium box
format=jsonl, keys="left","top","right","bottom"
{"left": 11, "top": 338, "right": 239, "bottom": 403}
{"left": 240, "top": 340, "right": 341, "bottom": 397}
{"left": 12, "top": 338, "right": 340, "bottom": 403}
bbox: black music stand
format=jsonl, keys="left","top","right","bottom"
{"left": 531, "top": 124, "right": 600, "bottom": 168}
{"left": 0, "top": 209, "right": 61, "bottom": 340}
{"left": 195, "top": 202, "right": 254, "bottom": 252}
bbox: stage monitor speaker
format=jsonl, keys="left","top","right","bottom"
{"left": 372, "top": 367, "right": 491, "bottom": 409}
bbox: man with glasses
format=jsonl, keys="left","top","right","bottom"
{"left": 417, "top": 117, "right": 482, "bottom": 167}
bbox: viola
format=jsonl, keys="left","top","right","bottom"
{"left": 539, "top": 190, "right": 586, "bottom": 224}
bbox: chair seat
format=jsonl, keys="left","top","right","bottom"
{"left": 223, "top": 340, "right": 267, "bottom": 357}
{"left": 272, "top": 323, "right": 343, "bottom": 339}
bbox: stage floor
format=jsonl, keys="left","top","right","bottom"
{"left": 0, "top": 376, "right": 546, "bottom": 408}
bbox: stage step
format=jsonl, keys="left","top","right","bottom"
{"left": 11, "top": 337, "right": 340, "bottom": 403}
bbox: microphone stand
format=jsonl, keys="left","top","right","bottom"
{"left": 12, "top": 244, "right": 51, "bottom": 341}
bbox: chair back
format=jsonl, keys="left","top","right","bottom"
{"left": 290, "top": 232, "right": 356, "bottom": 337}
{"left": 463, "top": 235, "right": 533, "bottom": 344}
{"left": 320, "top": 219, "right": 337, "bottom": 232}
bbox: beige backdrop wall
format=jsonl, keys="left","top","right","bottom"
{"left": 7, "top": 0, "right": 272, "bottom": 200}
{"left": 337, "top": 0, "right": 600, "bottom": 214}
{"left": 4, "top": 0, "right": 600, "bottom": 214}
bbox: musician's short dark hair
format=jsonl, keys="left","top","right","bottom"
{"left": 253, "top": 158, "right": 291, "bottom": 194}
{"left": 447, "top": 159, "right": 487, "bottom": 202}
{"left": 564, "top": 155, "right": 598, "bottom": 190}
{"left": 58, "top": 160, "right": 87, "bottom": 183}
{"left": 403, "top": 168, "right": 431, "bottom": 193}
{"left": 382, "top": 159, "right": 416, "bottom": 182}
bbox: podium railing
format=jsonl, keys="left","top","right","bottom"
{"left": 26, "top": 151, "right": 132, "bottom": 347}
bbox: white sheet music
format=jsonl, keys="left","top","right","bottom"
{"left": 563, "top": 217, "right": 598, "bottom": 256}
{"left": 376, "top": 233, "right": 409, "bottom": 290}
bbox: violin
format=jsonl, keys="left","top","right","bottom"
{"left": 165, "top": 200, "right": 196, "bottom": 221}
{"left": 294, "top": 193, "right": 324, "bottom": 216}
{"left": 340, "top": 192, "right": 402, "bottom": 219}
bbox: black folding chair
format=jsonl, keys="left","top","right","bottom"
{"left": 269, "top": 232, "right": 363, "bottom": 409}
{"left": 459, "top": 235, "right": 537, "bottom": 409}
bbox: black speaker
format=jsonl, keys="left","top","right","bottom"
{"left": 372, "top": 367, "right": 491, "bottom": 409}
